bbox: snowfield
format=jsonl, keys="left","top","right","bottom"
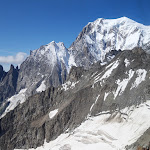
{"left": 1, "top": 89, "right": 27, "bottom": 118}
{"left": 16, "top": 100, "right": 150, "bottom": 150}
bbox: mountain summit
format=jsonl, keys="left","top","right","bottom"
{"left": 69, "top": 17, "right": 150, "bottom": 68}
{"left": 16, "top": 41, "right": 70, "bottom": 97}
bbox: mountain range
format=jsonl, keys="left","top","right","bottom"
{"left": 0, "top": 17, "right": 150, "bottom": 150}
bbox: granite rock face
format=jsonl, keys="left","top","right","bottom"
{"left": 14, "top": 17, "right": 150, "bottom": 100}
{"left": 1, "top": 48, "right": 150, "bottom": 149}
{"left": 0, "top": 65, "right": 6, "bottom": 82}
{"left": 16, "top": 41, "right": 69, "bottom": 97}
{"left": 0, "top": 65, "right": 19, "bottom": 115}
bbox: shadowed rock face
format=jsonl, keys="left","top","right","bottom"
{"left": 0, "top": 48, "right": 150, "bottom": 150}
{"left": 0, "top": 65, "right": 19, "bottom": 115}
{"left": 0, "top": 65, "right": 6, "bottom": 81}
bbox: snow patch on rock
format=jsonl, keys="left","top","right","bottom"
{"left": 19, "top": 100, "right": 150, "bottom": 150}
{"left": 36, "top": 80, "right": 46, "bottom": 92}
{"left": 104, "top": 92, "right": 110, "bottom": 101}
{"left": 124, "top": 58, "right": 130, "bottom": 67}
{"left": 61, "top": 81, "right": 79, "bottom": 91}
{"left": 1, "top": 89, "right": 27, "bottom": 118}
{"left": 49, "top": 109, "right": 58, "bottom": 119}
{"left": 94, "top": 60, "right": 119, "bottom": 85}
{"left": 114, "top": 69, "right": 134, "bottom": 99}
{"left": 131, "top": 69, "right": 147, "bottom": 89}
{"left": 90, "top": 95, "right": 100, "bottom": 112}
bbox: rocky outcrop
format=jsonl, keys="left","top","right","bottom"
{"left": 1, "top": 48, "right": 150, "bottom": 149}
{"left": 67, "top": 66, "right": 85, "bottom": 82}
{"left": 16, "top": 41, "right": 69, "bottom": 97}
{"left": 0, "top": 65, "right": 19, "bottom": 116}
{"left": 0, "top": 65, "right": 19, "bottom": 103}
{"left": 0, "top": 65, "right": 6, "bottom": 81}
{"left": 14, "top": 17, "right": 150, "bottom": 99}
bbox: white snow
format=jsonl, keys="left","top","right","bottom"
{"left": 94, "top": 60, "right": 119, "bottom": 85}
{"left": 1, "top": 89, "right": 27, "bottom": 118}
{"left": 70, "top": 81, "right": 79, "bottom": 88}
{"left": 131, "top": 69, "right": 147, "bottom": 89}
{"left": 104, "top": 92, "right": 110, "bottom": 101}
{"left": 85, "top": 35, "right": 94, "bottom": 44}
{"left": 49, "top": 109, "right": 58, "bottom": 119}
{"left": 91, "top": 71, "right": 98, "bottom": 78}
{"left": 68, "top": 54, "right": 76, "bottom": 69}
{"left": 17, "top": 100, "right": 150, "bottom": 150}
{"left": 114, "top": 69, "right": 134, "bottom": 99}
{"left": 36, "top": 80, "right": 46, "bottom": 92}
{"left": 90, "top": 95, "right": 100, "bottom": 112}
{"left": 61, "top": 81, "right": 79, "bottom": 91}
{"left": 61, "top": 81, "right": 71, "bottom": 91}
{"left": 31, "top": 41, "right": 72, "bottom": 73}
{"left": 70, "top": 17, "right": 150, "bottom": 64}
{"left": 100, "top": 62, "right": 107, "bottom": 66}
{"left": 105, "top": 60, "right": 116, "bottom": 69}
{"left": 101, "top": 60, "right": 119, "bottom": 80}
{"left": 124, "top": 58, "right": 130, "bottom": 67}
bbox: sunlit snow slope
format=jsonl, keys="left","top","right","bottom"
{"left": 13, "top": 48, "right": 150, "bottom": 150}
{"left": 16, "top": 100, "right": 150, "bottom": 150}
{"left": 0, "top": 89, "right": 27, "bottom": 119}
{"left": 69, "top": 17, "right": 150, "bottom": 68}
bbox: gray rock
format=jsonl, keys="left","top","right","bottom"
{"left": 0, "top": 65, "right": 19, "bottom": 115}
{"left": 1, "top": 48, "right": 150, "bottom": 149}
{"left": 16, "top": 41, "right": 69, "bottom": 98}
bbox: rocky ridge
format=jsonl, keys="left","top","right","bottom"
{"left": 0, "top": 65, "right": 19, "bottom": 116}
{"left": 15, "top": 17, "right": 150, "bottom": 100}
{"left": 16, "top": 41, "right": 70, "bottom": 97}
{"left": 0, "top": 48, "right": 150, "bottom": 149}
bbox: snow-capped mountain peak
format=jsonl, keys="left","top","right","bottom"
{"left": 88, "top": 16, "right": 149, "bottom": 33}
{"left": 29, "top": 41, "right": 71, "bottom": 73}
{"left": 16, "top": 41, "right": 70, "bottom": 98}
{"left": 10, "top": 17, "right": 150, "bottom": 106}
{"left": 69, "top": 17, "right": 150, "bottom": 68}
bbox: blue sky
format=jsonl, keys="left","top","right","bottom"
{"left": 0, "top": 0, "right": 149, "bottom": 70}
